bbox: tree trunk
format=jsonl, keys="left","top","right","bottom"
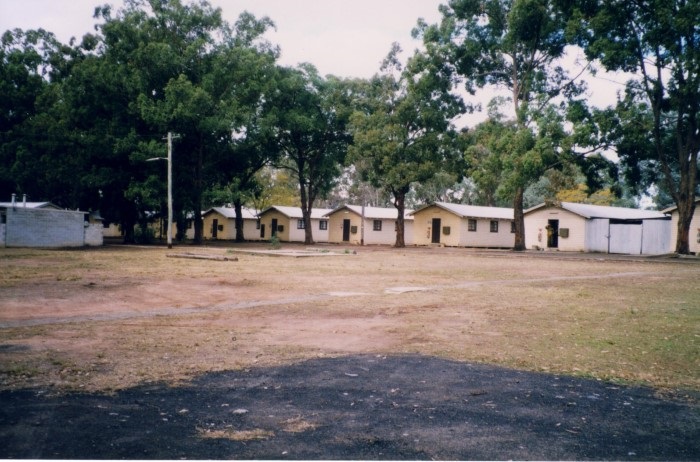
{"left": 121, "top": 203, "right": 138, "bottom": 244}
{"left": 513, "top": 186, "right": 526, "bottom": 251}
{"left": 393, "top": 188, "right": 407, "bottom": 248}
{"left": 674, "top": 198, "right": 696, "bottom": 254}
{"left": 233, "top": 198, "right": 245, "bottom": 242}
{"left": 670, "top": 145, "right": 698, "bottom": 254}
{"left": 297, "top": 161, "right": 315, "bottom": 245}
{"left": 193, "top": 142, "right": 204, "bottom": 244}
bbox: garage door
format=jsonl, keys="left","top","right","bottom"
{"left": 609, "top": 223, "right": 642, "bottom": 254}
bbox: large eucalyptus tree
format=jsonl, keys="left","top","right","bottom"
{"left": 349, "top": 44, "right": 464, "bottom": 247}
{"left": 564, "top": 0, "right": 700, "bottom": 254}
{"left": 417, "top": 0, "right": 584, "bottom": 250}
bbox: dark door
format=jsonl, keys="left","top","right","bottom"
{"left": 212, "top": 219, "right": 218, "bottom": 239}
{"left": 431, "top": 218, "right": 441, "bottom": 244}
{"left": 260, "top": 224, "right": 265, "bottom": 238}
{"left": 547, "top": 219, "right": 559, "bottom": 248}
{"left": 342, "top": 219, "right": 351, "bottom": 241}
{"left": 271, "top": 218, "right": 278, "bottom": 237}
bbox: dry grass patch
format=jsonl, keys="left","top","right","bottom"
{"left": 280, "top": 416, "right": 318, "bottom": 433}
{"left": 197, "top": 427, "right": 274, "bottom": 441}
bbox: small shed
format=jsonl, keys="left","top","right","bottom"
{"left": 0, "top": 195, "right": 102, "bottom": 247}
{"left": 325, "top": 205, "right": 414, "bottom": 245}
{"left": 202, "top": 206, "right": 261, "bottom": 241}
{"left": 257, "top": 206, "right": 332, "bottom": 243}
{"left": 410, "top": 202, "right": 514, "bottom": 248}
{"left": 524, "top": 201, "right": 671, "bottom": 255}
{"left": 661, "top": 198, "right": 700, "bottom": 254}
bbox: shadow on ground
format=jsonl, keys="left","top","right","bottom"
{"left": 1, "top": 354, "right": 698, "bottom": 460}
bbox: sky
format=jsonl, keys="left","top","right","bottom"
{"left": 0, "top": 0, "right": 443, "bottom": 78}
{"left": 1, "top": 0, "right": 630, "bottom": 125}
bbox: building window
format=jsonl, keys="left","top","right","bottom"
{"left": 510, "top": 221, "right": 516, "bottom": 233}
{"left": 319, "top": 220, "right": 328, "bottom": 230}
{"left": 256, "top": 219, "right": 261, "bottom": 230}
{"left": 468, "top": 219, "right": 477, "bottom": 232}
{"left": 490, "top": 220, "right": 499, "bottom": 233}
{"left": 373, "top": 220, "right": 382, "bottom": 231}
{"left": 297, "top": 219, "right": 305, "bottom": 229}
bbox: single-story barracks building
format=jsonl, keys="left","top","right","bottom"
{"left": 257, "top": 206, "right": 332, "bottom": 243}
{"left": 411, "top": 202, "right": 514, "bottom": 248}
{"left": 524, "top": 201, "right": 671, "bottom": 255}
{"left": 1, "top": 195, "right": 103, "bottom": 248}
{"left": 325, "top": 205, "right": 414, "bottom": 245}
{"left": 201, "top": 206, "right": 261, "bottom": 241}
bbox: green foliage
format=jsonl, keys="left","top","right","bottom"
{"left": 0, "top": 0, "right": 282, "bottom": 244}
{"left": 271, "top": 65, "right": 353, "bottom": 244}
{"left": 418, "top": 0, "right": 585, "bottom": 250}
{"left": 349, "top": 43, "right": 464, "bottom": 247}
{"left": 566, "top": 0, "right": 700, "bottom": 253}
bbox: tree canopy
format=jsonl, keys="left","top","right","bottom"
{"left": 2, "top": 0, "right": 693, "bottom": 250}
{"left": 416, "top": 0, "right": 586, "bottom": 250}
{"left": 349, "top": 43, "right": 464, "bottom": 247}
{"left": 563, "top": 0, "right": 700, "bottom": 254}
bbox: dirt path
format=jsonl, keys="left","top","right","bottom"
{"left": 0, "top": 270, "right": 653, "bottom": 328}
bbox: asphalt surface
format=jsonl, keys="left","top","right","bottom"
{"left": 1, "top": 354, "right": 698, "bottom": 460}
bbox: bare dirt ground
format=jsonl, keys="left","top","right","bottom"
{"left": 0, "top": 243, "right": 699, "bottom": 459}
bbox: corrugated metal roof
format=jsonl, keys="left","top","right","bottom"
{"left": 203, "top": 206, "right": 258, "bottom": 220}
{"left": 412, "top": 202, "right": 514, "bottom": 220}
{"left": 0, "top": 201, "right": 61, "bottom": 209}
{"left": 326, "top": 205, "right": 414, "bottom": 220}
{"left": 526, "top": 202, "right": 669, "bottom": 220}
{"left": 661, "top": 198, "right": 700, "bottom": 214}
{"left": 259, "top": 206, "right": 333, "bottom": 219}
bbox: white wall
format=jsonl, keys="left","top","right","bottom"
{"left": 525, "top": 208, "right": 587, "bottom": 251}
{"left": 458, "top": 218, "right": 514, "bottom": 248}
{"left": 85, "top": 223, "right": 104, "bottom": 246}
{"left": 4, "top": 207, "right": 91, "bottom": 247}
{"left": 609, "top": 223, "right": 643, "bottom": 254}
{"left": 363, "top": 218, "right": 413, "bottom": 245}
{"left": 585, "top": 219, "right": 610, "bottom": 253}
{"left": 641, "top": 219, "right": 671, "bottom": 255}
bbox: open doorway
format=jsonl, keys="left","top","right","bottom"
{"left": 431, "top": 218, "right": 441, "bottom": 244}
{"left": 547, "top": 219, "right": 559, "bottom": 248}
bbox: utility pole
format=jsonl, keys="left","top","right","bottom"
{"left": 165, "top": 132, "right": 174, "bottom": 249}
{"left": 148, "top": 132, "right": 178, "bottom": 249}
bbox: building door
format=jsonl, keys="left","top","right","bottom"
{"left": 609, "top": 221, "right": 643, "bottom": 254}
{"left": 431, "top": 218, "right": 441, "bottom": 244}
{"left": 547, "top": 219, "right": 559, "bottom": 248}
{"left": 271, "top": 218, "right": 278, "bottom": 237}
{"left": 211, "top": 219, "right": 218, "bottom": 239}
{"left": 260, "top": 224, "right": 265, "bottom": 238}
{"left": 342, "top": 219, "right": 351, "bottom": 241}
